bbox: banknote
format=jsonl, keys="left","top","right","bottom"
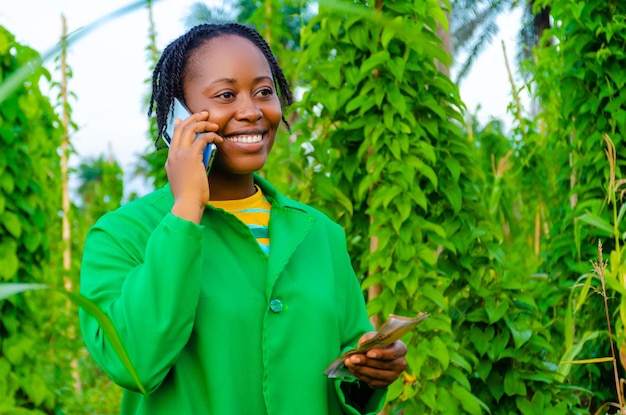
{"left": 324, "top": 313, "right": 430, "bottom": 379}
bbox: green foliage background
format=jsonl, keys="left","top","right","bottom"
{"left": 2, "top": 0, "right": 626, "bottom": 413}
{"left": 0, "top": 26, "right": 67, "bottom": 413}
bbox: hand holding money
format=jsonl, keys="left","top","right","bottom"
{"left": 324, "top": 313, "right": 429, "bottom": 385}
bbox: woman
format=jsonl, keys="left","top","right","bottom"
{"left": 80, "top": 23, "right": 407, "bottom": 415}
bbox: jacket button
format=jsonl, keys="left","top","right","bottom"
{"left": 269, "top": 299, "right": 283, "bottom": 313}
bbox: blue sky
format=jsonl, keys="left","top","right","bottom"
{"left": 1, "top": 0, "right": 524, "bottom": 197}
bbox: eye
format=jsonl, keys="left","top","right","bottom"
{"left": 257, "top": 88, "right": 274, "bottom": 97}
{"left": 217, "top": 91, "right": 235, "bottom": 99}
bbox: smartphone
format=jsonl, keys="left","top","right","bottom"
{"left": 162, "top": 98, "right": 217, "bottom": 173}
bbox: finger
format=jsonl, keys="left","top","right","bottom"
{"left": 193, "top": 133, "right": 223, "bottom": 154}
{"left": 357, "top": 331, "right": 377, "bottom": 346}
{"left": 366, "top": 341, "right": 408, "bottom": 361}
{"left": 196, "top": 130, "right": 224, "bottom": 144}
{"left": 171, "top": 111, "right": 212, "bottom": 148}
{"left": 168, "top": 118, "right": 183, "bottom": 148}
{"left": 180, "top": 121, "right": 223, "bottom": 149}
{"left": 348, "top": 365, "right": 400, "bottom": 388}
{"left": 346, "top": 354, "right": 406, "bottom": 371}
{"left": 177, "top": 116, "right": 213, "bottom": 148}
{"left": 201, "top": 119, "right": 220, "bottom": 133}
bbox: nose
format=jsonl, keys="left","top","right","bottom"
{"left": 236, "top": 95, "right": 262, "bottom": 122}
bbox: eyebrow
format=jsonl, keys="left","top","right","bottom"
{"left": 210, "top": 75, "right": 274, "bottom": 85}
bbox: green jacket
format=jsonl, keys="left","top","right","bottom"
{"left": 79, "top": 176, "right": 386, "bottom": 415}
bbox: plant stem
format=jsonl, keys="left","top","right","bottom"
{"left": 502, "top": 40, "right": 526, "bottom": 142}
{"left": 60, "top": 13, "right": 82, "bottom": 396}
{"left": 597, "top": 241, "right": 624, "bottom": 408}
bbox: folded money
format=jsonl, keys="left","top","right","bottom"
{"left": 324, "top": 313, "right": 429, "bottom": 379}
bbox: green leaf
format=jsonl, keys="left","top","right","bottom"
{"left": 446, "top": 365, "right": 470, "bottom": 390}
{"left": 488, "top": 330, "right": 510, "bottom": 360}
{"left": 470, "top": 325, "right": 495, "bottom": 356}
{"left": 574, "top": 272, "right": 594, "bottom": 313}
{"left": 446, "top": 157, "right": 461, "bottom": 182}
{"left": 504, "top": 315, "right": 533, "bottom": 348}
{"left": 504, "top": 370, "right": 527, "bottom": 396}
{"left": 421, "top": 283, "right": 446, "bottom": 309}
{"left": 407, "top": 182, "right": 428, "bottom": 211}
{"left": 318, "top": 62, "right": 343, "bottom": 89}
{"left": 484, "top": 295, "right": 509, "bottom": 323}
{"left": 516, "top": 395, "right": 537, "bottom": 415}
{"left": 427, "top": 336, "right": 450, "bottom": 370}
{"left": 604, "top": 274, "right": 626, "bottom": 296}
{"left": 428, "top": 3, "right": 449, "bottom": 32}
{"left": 0, "top": 240, "right": 19, "bottom": 281}
{"left": 465, "top": 308, "right": 489, "bottom": 323}
{"left": 1, "top": 174, "right": 15, "bottom": 193}
{"left": 1, "top": 211, "right": 22, "bottom": 238}
{"left": 420, "top": 379, "right": 437, "bottom": 409}
{"left": 486, "top": 371, "right": 504, "bottom": 401}
{"left": 451, "top": 383, "right": 483, "bottom": 415}
{"left": 476, "top": 359, "right": 492, "bottom": 382}
{"left": 557, "top": 331, "right": 603, "bottom": 380}
{"left": 360, "top": 50, "right": 390, "bottom": 75}
{"left": 386, "top": 376, "right": 403, "bottom": 402}
{"left": 381, "top": 18, "right": 399, "bottom": 49}
{"left": 388, "top": 56, "right": 406, "bottom": 82}
{"left": 0, "top": 283, "right": 147, "bottom": 395}
{"left": 577, "top": 213, "right": 614, "bottom": 236}
{"left": 22, "top": 231, "right": 42, "bottom": 253}
{"left": 348, "top": 22, "right": 370, "bottom": 51}
{"left": 3, "top": 334, "right": 34, "bottom": 365}
{"left": 387, "top": 83, "right": 407, "bottom": 115}
{"left": 20, "top": 373, "right": 47, "bottom": 406}
{"left": 416, "top": 243, "right": 438, "bottom": 265}
{"left": 448, "top": 349, "right": 472, "bottom": 374}
{"left": 443, "top": 183, "right": 462, "bottom": 214}
{"left": 438, "top": 387, "right": 461, "bottom": 413}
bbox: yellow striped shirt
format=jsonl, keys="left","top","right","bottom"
{"left": 207, "top": 185, "right": 271, "bottom": 255}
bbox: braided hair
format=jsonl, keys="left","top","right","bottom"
{"left": 148, "top": 23, "right": 294, "bottom": 148}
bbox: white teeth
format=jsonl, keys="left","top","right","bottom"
{"left": 227, "top": 134, "right": 262, "bottom": 143}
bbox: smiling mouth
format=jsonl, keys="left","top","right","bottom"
{"left": 225, "top": 134, "right": 263, "bottom": 144}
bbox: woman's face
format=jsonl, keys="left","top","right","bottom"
{"left": 182, "top": 35, "right": 282, "bottom": 176}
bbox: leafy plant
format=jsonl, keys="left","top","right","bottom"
{"left": 0, "top": 22, "right": 129, "bottom": 414}
{"left": 0, "top": 283, "right": 146, "bottom": 396}
{"left": 532, "top": 0, "right": 626, "bottom": 409}
{"left": 291, "top": 0, "right": 580, "bottom": 413}
{"left": 0, "top": 25, "right": 67, "bottom": 413}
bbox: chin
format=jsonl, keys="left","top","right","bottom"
{"left": 226, "top": 161, "right": 268, "bottom": 175}
{"left": 237, "top": 156, "right": 269, "bottom": 172}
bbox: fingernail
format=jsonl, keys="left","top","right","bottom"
{"left": 352, "top": 357, "right": 361, "bottom": 364}
{"left": 368, "top": 351, "right": 378, "bottom": 359}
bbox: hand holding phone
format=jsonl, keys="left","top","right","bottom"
{"left": 162, "top": 98, "right": 217, "bottom": 173}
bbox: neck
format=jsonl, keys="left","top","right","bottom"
{"left": 208, "top": 173, "right": 256, "bottom": 201}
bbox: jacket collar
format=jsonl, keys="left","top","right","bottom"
{"left": 253, "top": 174, "right": 316, "bottom": 296}
{"left": 252, "top": 173, "right": 306, "bottom": 212}
{"left": 160, "top": 175, "right": 315, "bottom": 294}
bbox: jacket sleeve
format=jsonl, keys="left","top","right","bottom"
{"left": 79, "top": 211, "right": 204, "bottom": 393}
{"left": 330, "top": 225, "right": 387, "bottom": 415}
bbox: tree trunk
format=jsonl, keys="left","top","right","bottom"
{"left": 436, "top": 8, "right": 452, "bottom": 76}
{"left": 368, "top": 0, "right": 385, "bottom": 331}
{"left": 146, "top": 0, "right": 159, "bottom": 66}
{"left": 60, "top": 14, "right": 81, "bottom": 395}
{"left": 264, "top": 0, "right": 272, "bottom": 46}
{"left": 533, "top": 4, "right": 552, "bottom": 47}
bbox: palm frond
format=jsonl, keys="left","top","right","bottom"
{"left": 452, "top": 0, "right": 513, "bottom": 50}
{"left": 454, "top": 21, "right": 501, "bottom": 83}
{"left": 183, "top": 2, "right": 234, "bottom": 29}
